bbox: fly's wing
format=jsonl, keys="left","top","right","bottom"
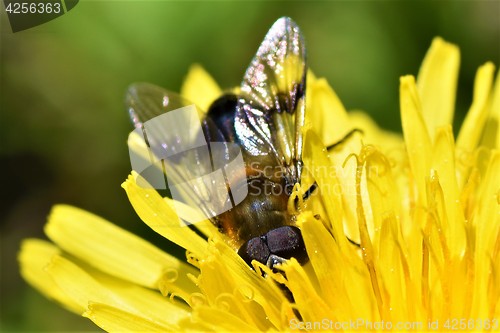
{"left": 126, "top": 82, "right": 248, "bottom": 226}
{"left": 237, "top": 17, "right": 307, "bottom": 186}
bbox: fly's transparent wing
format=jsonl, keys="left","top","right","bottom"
{"left": 126, "top": 82, "right": 248, "bottom": 226}
{"left": 236, "top": 17, "right": 307, "bottom": 186}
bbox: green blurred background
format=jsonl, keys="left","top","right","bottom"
{"left": 1, "top": 1, "right": 498, "bottom": 331}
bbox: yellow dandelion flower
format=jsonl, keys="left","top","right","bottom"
{"left": 19, "top": 36, "right": 499, "bottom": 332}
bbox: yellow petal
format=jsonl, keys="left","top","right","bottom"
{"left": 353, "top": 146, "right": 389, "bottom": 320}
{"left": 307, "top": 69, "right": 317, "bottom": 83}
{"left": 348, "top": 111, "right": 403, "bottom": 149}
{"left": 46, "top": 255, "right": 121, "bottom": 313}
{"left": 127, "top": 130, "right": 151, "bottom": 164}
{"left": 492, "top": 71, "right": 500, "bottom": 149}
{"left": 164, "top": 197, "right": 218, "bottom": 238}
{"left": 474, "top": 150, "right": 500, "bottom": 262}
{"left": 471, "top": 151, "right": 500, "bottom": 318}
{"left": 363, "top": 148, "right": 425, "bottom": 321}
{"left": 298, "top": 212, "right": 371, "bottom": 321}
{"left": 197, "top": 237, "right": 287, "bottom": 330}
{"left": 363, "top": 147, "right": 400, "bottom": 243}
{"left": 303, "top": 130, "right": 355, "bottom": 247}
{"left": 84, "top": 303, "right": 172, "bottom": 332}
{"left": 456, "top": 63, "right": 496, "bottom": 188}
{"left": 18, "top": 239, "right": 81, "bottom": 313}
{"left": 417, "top": 37, "right": 460, "bottom": 138}
{"left": 431, "top": 125, "right": 466, "bottom": 255}
{"left": 44, "top": 204, "right": 197, "bottom": 290}
{"left": 193, "top": 306, "right": 259, "bottom": 332}
{"left": 400, "top": 75, "right": 432, "bottom": 207}
{"left": 47, "top": 255, "right": 191, "bottom": 328}
{"left": 481, "top": 70, "right": 500, "bottom": 149}
{"left": 88, "top": 267, "right": 193, "bottom": 325}
{"left": 180, "top": 64, "right": 222, "bottom": 111}
{"left": 306, "top": 77, "right": 350, "bottom": 146}
{"left": 122, "top": 173, "right": 208, "bottom": 259}
{"left": 306, "top": 79, "right": 369, "bottom": 244}
{"left": 282, "top": 258, "right": 334, "bottom": 322}
{"left": 457, "top": 62, "right": 495, "bottom": 154}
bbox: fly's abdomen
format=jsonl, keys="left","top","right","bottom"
{"left": 216, "top": 161, "right": 292, "bottom": 247}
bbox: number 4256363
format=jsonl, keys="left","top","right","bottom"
{"left": 5, "top": 2, "right": 61, "bottom": 14}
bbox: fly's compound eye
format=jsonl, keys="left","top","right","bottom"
{"left": 238, "top": 226, "right": 308, "bottom": 269}
{"left": 238, "top": 237, "right": 271, "bottom": 267}
{"left": 266, "top": 226, "right": 308, "bottom": 265}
